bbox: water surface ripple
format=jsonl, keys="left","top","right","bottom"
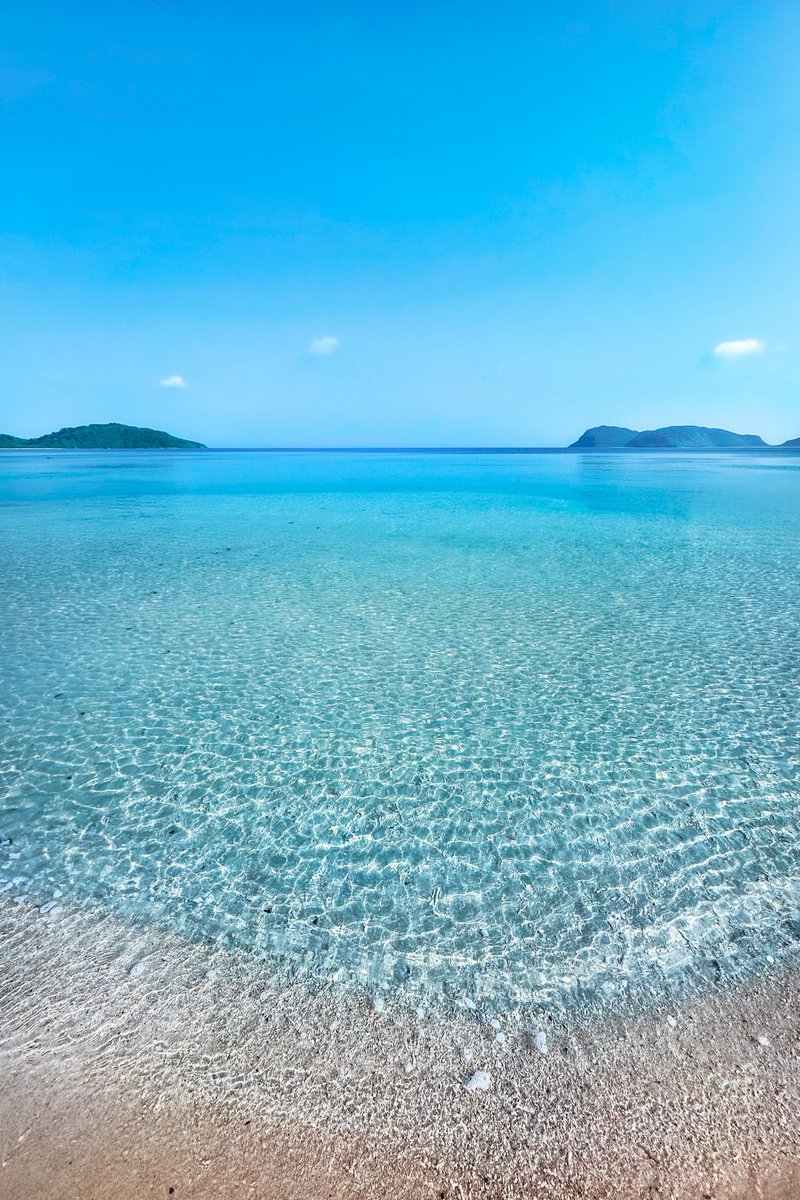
{"left": 2, "top": 449, "right": 799, "bottom": 1011}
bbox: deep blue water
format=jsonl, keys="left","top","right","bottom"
{"left": 1, "top": 449, "right": 799, "bottom": 1011}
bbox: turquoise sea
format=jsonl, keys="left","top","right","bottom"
{"left": 1, "top": 449, "right": 799, "bottom": 1013}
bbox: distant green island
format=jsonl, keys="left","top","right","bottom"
{"left": 570, "top": 424, "right": 798, "bottom": 449}
{"left": 2, "top": 420, "right": 798, "bottom": 452}
{"left": 0, "top": 422, "right": 205, "bottom": 449}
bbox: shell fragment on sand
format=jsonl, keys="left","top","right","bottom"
{"left": 465, "top": 1070, "right": 491, "bottom": 1093}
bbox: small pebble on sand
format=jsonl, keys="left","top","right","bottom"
{"left": 535, "top": 1030, "right": 548, "bottom": 1055}
{"left": 129, "top": 962, "right": 145, "bottom": 978}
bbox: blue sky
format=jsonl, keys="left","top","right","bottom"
{"left": 1, "top": 1, "right": 799, "bottom": 446}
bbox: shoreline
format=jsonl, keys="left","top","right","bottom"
{"left": 1, "top": 900, "right": 799, "bottom": 1198}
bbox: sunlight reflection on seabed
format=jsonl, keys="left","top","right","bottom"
{"left": 1, "top": 449, "right": 799, "bottom": 1014}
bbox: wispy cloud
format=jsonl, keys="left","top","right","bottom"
{"left": 713, "top": 338, "right": 765, "bottom": 359}
{"left": 159, "top": 375, "right": 188, "bottom": 389}
{"left": 307, "top": 335, "right": 340, "bottom": 356}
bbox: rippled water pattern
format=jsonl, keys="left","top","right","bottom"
{"left": 2, "top": 450, "right": 799, "bottom": 1010}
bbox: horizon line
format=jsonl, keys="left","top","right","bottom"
{"left": 6, "top": 444, "right": 800, "bottom": 454}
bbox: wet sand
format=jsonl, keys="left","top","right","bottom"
{"left": 1, "top": 900, "right": 798, "bottom": 1199}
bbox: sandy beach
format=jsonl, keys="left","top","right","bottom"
{"left": 4, "top": 0, "right": 800, "bottom": 1191}
{"left": 1, "top": 899, "right": 798, "bottom": 1200}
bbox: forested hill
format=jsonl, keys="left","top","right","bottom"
{"left": 0, "top": 422, "right": 205, "bottom": 449}
{"left": 570, "top": 425, "right": 768, "bottom": 449}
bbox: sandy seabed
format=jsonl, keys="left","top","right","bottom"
{"left": 0, "top": 899, "right": 798, "bottom": 1200}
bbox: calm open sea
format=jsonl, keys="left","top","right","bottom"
{"left": 1, "top": 449, "right": 799, "bottom": 1012}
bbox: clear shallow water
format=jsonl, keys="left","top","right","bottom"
{"left": 1, "top": 449, "right": 799, "bottom": 1012}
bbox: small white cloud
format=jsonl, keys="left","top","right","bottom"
{"left": 307, "top": 335, "right": 340, "bottom": 356}
{"left": 159, "top": 375, "right": 188, "bottom": 388}
{"left": 713, "top": 338, "right": 765, "bottom": 359}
